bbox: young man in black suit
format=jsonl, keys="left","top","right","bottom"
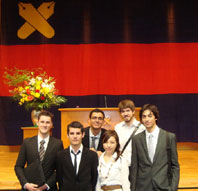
{"left": 15, "top": 110, "right": 64, "bottom": 191}
{"left": 56, "top": 121, "right": 98, "bottom": 191}
{"left": 130, "top": 104, "right": 180, "bottom": 191}
{"left": 82, "top": 108, "right": 106, "bottom": 157}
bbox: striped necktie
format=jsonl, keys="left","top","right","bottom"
{"left": 39, "top": 140, "right": 45, "bottom": 162}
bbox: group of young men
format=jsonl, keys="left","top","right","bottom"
{"left": 15, "top": 99, "right": 180, "bottom": 191}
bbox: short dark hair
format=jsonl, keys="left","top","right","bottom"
{"left": 89, "top": 108, "right": 105, "bottom": 119}
{"left": 38, "top": 110, "right": 53, "bottom": 121}
{"left": 139, "top": 104, "right": 160, "bottom": 124}
{"left": 102, "top": 130, "right": 121, "bottom": 161}
{"left": 118, "top": 99, "right": 135, "bottom": 112}
{"left": 67, "top": 121, "right": 84, "bottom": 134}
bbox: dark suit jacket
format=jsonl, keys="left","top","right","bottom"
{"left": 82, "top": 126, "right": 106, "bottom": 152}
{"left": 15, "top": 136, "right": 64, "bottom": 191}
{"left": 130, "top": 128, "right": 180, "bottom": 191}
{"left": 56, "top": 146, "right": 98, "bottom": 191}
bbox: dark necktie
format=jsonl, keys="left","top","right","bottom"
{"left": 91, "top": 136, "right": 97, "bottom": 150}
{"left": 71, "top": 150, "right": 81, "bottom": 174}
{"left": 39, "top": 140, "right": 45, "bottom": 162}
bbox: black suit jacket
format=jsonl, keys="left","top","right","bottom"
{"left": 130, "top": 128, "right": 180, "bottom": 191}
{"left": 56, "top": 146, "right": 98, "bottom": 191}
{"left": 15, "top": 136, "right": 64, "bottom": 191}
{"left": 82, "top": 126, "right": 106, "bottom": 152}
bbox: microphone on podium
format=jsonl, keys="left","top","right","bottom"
{"left": 104, "top": 96, "right": 108, "bottom": 108}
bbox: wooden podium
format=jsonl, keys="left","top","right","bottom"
{"left": 59, "top": 107, "right": 140, "bottom": 148}
{"left": 21, "top": 127, "right": 52, "bottom": 139}
{"left": 21, "top": 127, "right": 38, "bottom": 139}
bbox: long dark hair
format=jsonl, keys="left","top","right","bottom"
{"left": 102, "top": 130, "right": 121, "bottom": 161}
{"left": 139, "top": 104, "right": 160, "bottom": 124}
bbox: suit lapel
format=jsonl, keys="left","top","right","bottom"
{"left": 153, "top": 128, "right": 164, "bottom": 163}
{"left": 97, "top": 129, "right": 104, "bottom": 150}
{"left": 65, "top": 148, "right": 76, "bottom": 176}
{"left": 32, "top": 136, "right": 40, "bottom": 160}
{"left": 77, "top": 147, "right": 87, "bottom": 176}
{"left": 87, "top": 128, "right": 90, "bottom": 147}
{"left": 140, "top": 131, "right": 151, "bottom": 162}
{"left": 42, "top": 136, "right": 52, "bottom": 162}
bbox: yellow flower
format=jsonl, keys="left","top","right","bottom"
{"left": 35, "top": 92, "right": 40, "bottom": 98}
{"left": 48, "top": 93, "right": 54, "bottom": 99}
{"left": 20, "top": 98, "right": 25, "bottom": 104}
{"left": 21, "top": 93, "right": 26, "bottom": 98}
{"left": 40, "top": 87, "right": 50, "bottom": 95}
{"left": 24, "top": 96, "right": 29, "bottom": 101}
{"left": 18, "top": 86, "right": 24, "bottom": 92}
{"left": 35, "top": 80, "right": 42, "bottom": 87}
{"left": 25, "top": 86, "right": 30, "bottom": 90}
{"left": 35, "top": 85, "right": 41, "bottom": 90}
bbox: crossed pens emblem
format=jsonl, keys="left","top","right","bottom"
{"left": 17, "top": 1, "right": 55, "bottom": 39}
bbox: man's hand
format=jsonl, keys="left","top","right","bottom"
{"left": 90, "top": 148, "right": 96, "bottom": 152}
{"left": 96, "top": 151, "right": 103, "bottom": 157}
{"left": 90, "top": 148, "right": 103, "bottom": 157}
{"left": 36, "top": 184, "right": 48, "bottom": 191}
{"left": 25, "top": 183, "right": 38, "bottom": 191}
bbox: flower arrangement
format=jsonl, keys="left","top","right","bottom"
{"left": 3, "top": 67, "right": 67, "bottom": 110}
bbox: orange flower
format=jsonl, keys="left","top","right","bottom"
{"left": 35, "top": 89, "right": 40, "bottom": 93}
{"left": 24, "top": 81, "right": 28, "bottom": 85}
{"left": 27, "top": 95, "right": 34, "bottom": 101}
{"left": 26, "top": 89, "right": 31, "bottom": 95}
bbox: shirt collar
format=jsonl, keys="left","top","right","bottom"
{"left": 145, "top": 125, "right": 159, "bottom": 138}
{"left": 112, "top": 152, "right": 118, "bottom": 160}
{"left": 100, "top": 152, "right": 118, "bottom": 164}
{"left": 122, "top": 118, "right": 140, "bottom": 128}
{"left": 89, "top": 128, "right": 101, "bottom": 138}
{"left": 38, "top": 134, "right": 50, "bottom": 144}
{"left": 70, "top": 144, "right": 83, "bottom": 154}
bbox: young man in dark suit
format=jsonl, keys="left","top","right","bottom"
{"left": 15, "top": 110, "right": 64, "bottom": 191}
{"left": 130, "top": 104, "right": 180, "bottom": 191}
{"left": 56, "top": 121, "right": 98, "bottom": 191}
{"left": 82, "top": 108, "right": 106, "bottom": 157}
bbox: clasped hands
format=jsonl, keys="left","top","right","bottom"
{"left": 25, "top": 183, "right": 48, "bottom": 191}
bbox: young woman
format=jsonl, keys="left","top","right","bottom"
{"left": 96, "top": 130, "right": 130, "bottom": 191}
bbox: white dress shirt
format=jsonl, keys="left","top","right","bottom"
{"left": 69, "top": 144, "right": 83, "bottom": 174}
{"left": 145, "top": 125, "right": 160, "bottom": 158}
{"left": 114, "top": 118, "right": 145, "bottom": 166}
{"left": 96, "top": 152, "right": 130, "bottom": 191}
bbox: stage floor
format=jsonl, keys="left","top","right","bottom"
{"left": 0, "top": 143, "right": 198, "bottom": 190}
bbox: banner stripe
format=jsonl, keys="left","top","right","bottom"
{"left": 1, "top": 42, "right": 198, "bottom": 96}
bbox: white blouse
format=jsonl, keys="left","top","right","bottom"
{"left": 96, "top": 152, "right": 130, "bottom": 191}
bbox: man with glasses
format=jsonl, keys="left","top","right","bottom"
{"left": 82, "top": 108, "right": 106, "bottom": 157}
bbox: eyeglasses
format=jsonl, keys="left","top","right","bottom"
{"left": 91, "top": 116, "right": 104, "bottom": 121}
